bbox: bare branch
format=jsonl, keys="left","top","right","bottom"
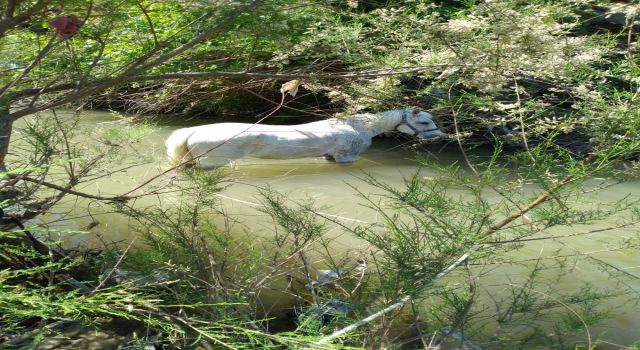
{"left": 0, "top": 34, "right": 59, "bottom": 97}
{"left": 9, "top": 63, "right": 468, "bottom": 102}
{"left": 135, "top": 0, "right": 158, "bottom": 47}
{"left": 6, "top": 1, "right": 264, "bottom": 121}
{"left": 21, "top": 176, "right": 129, "bottom": 202}
{"left": 0, "top": 0, "right": 46, "bottom": 37}
{"left": 482, "top": 175, "right": 574, "bottom": 237}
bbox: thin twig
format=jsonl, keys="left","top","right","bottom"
{"left": 90, "top": 237, "right": 137, "bottom": 295}
{"left": 512, "top": 76, "right": 533, "bottom": 161}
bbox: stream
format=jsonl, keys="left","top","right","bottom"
{"left": 13, "top": 110, "right": 640, "bottom": 347}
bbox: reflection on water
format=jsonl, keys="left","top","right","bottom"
{"left": 13, "top": 110, "right": 640, "bottom": 346}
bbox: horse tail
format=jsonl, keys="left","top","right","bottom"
{"left": 165, "top": 128, "right": 194, "bottom": 166}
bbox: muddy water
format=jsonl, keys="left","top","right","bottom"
{"left": 14, "top": 110, "right": 640, "bottom": 346}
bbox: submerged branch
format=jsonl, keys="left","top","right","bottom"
{"left": 316, "top": 251, "right": 474, "bottom": 344}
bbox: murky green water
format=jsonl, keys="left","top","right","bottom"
{"left": 13, "top": 110, "right": 640, "bottom": 346}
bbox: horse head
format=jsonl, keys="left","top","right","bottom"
{"left": 395, "top": 108, "right": 446, "bottom": 140}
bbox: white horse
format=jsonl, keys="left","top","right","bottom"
{"left": 165, "top": 108, "right": 445, "bottom": 168}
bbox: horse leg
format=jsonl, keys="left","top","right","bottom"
{"left": 332, "top": 139, "right": 368, "bottom": 163}
{"left": 190, "top": 144, "right": 244, "bottom": 168}
{"left": 332, "top": 150, "right": 359, "bottom": 163}
{"left": 324, "top": 154, "right": 336, "bottom": 161}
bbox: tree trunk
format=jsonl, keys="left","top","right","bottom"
{"left": 0, "top": 97, "right": 12, "bottom": 172}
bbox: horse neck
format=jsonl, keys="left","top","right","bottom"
{"left": 354, "top": 110, "right": 403, "bottom": 136}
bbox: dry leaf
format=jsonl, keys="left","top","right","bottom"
{"left": 280, "top": 80, "right": 302, "bottom": 97}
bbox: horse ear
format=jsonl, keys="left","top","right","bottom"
{"left": 396, "top": 124, "right": 415, "bottom": 135}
